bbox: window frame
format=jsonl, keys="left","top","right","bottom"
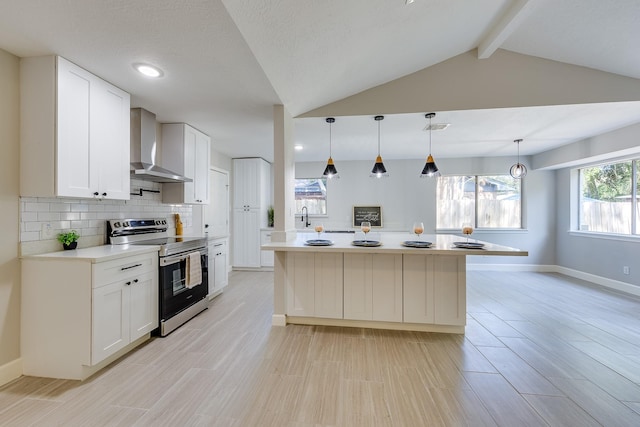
{"left": 294, "top": 177, "right": 329, "bottom": 217}
{"left": 436, "top": 174, "right": 525, "bottom": 231}
{"left": 576, "top": 159, "right": 638, "bottom": 236}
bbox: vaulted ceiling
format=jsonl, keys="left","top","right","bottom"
{"left": 1, "top": 0, "right": 639, "bottom": 163}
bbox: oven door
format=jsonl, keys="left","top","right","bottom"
{"left": 159, "top": 249, "right": 208, "bottom": 321}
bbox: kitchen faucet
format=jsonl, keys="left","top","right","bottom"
{"left": 301, "top": 206, "right": 310, "bottom": 228}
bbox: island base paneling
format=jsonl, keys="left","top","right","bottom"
{"left": 283, "top": 251, "right": 465, "bottom": 332}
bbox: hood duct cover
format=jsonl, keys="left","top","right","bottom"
{"left": 130, "top": 108, "right": 192, "bottom": 183}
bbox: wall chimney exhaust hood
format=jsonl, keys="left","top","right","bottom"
{"left": 130, "top": 108, "right": 192, "bottom": 183}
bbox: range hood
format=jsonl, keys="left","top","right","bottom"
{"left": 130, "top": 108, "right": 192, "bottom": 183}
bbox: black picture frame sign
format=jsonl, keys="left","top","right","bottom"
{"left": 353, "top": 206, "right": 382, "bottom": 227}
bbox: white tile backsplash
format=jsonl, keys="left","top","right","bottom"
{"left": 20, "top": 179, "right": 194, "bottom": 256}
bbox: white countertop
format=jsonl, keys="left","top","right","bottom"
{"left": 262, "top": 232, "right": 528, "bottom": 256}
{"left": 21, "top": 244, "right": 160, "bottom": 263}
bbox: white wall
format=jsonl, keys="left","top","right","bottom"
{"left": 296, "top": 156, "right": 555, "bottom": 265}
{"left": 0, "top": 48, "right": 21, "bottom": 380}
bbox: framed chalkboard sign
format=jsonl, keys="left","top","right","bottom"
{"left": 353, "top": 206, "right": 382, "bottom": 227}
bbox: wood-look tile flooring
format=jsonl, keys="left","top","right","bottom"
{"left": 2, "top": 270, "right": 640, "bottom": 426}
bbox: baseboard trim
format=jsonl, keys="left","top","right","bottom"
{"left": 467, "top": 263, "right": 639, "bottom": 297}
{"left": 556, "top": 266, "right": 640, "bottom": 297}
{"left": 0, "top": 358, "right": 22, "bottom": 387}
{"left": 467, "top": 263, "right": 556, "bottom": 272}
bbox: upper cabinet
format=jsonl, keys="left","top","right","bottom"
{"left": 233, "top": 158, "right": 270, "bottom": 210}
{"left": 161, "top": 123, "right": 210, "bottom": 204}
{"left": 20, "top": 56, "right": 130, "bottom": 200}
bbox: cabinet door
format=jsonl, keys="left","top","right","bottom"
{"left": 193, "top": 131, "right": 210, "bottom": 204}
{"left": 260, "top": 231, "right": 274, "bottom": 267}
{"left": 93, "top": 78, "right": 130, "bottom": 200}
{"left": 314, "top": 253, "right": 343, "bottom": 319}
{"left": 285, "top": 252, "right": 316, "bottom": 316}
{"left": 233, "top": 158, "right": 260, "bottom": 209}
{"left": 182, "top": 126, "right": 198, "bottom": 203}
{"left": 433, "top": 256, "right": 466, "bottom": 326}
{"left": 204, "top": 169, "right": 229, "bottom": 237}
{"left": 403, "top": 254, "right": 435, "bottom": 324}
{"left": 214, "top": 250, "right": 228, "bottom": 289}
{"left": 208, "top": 240, "right": 228, "bottom": 293}
{"left": 232, "top": 209, "right": 261, "bottom": 267}
{"left": 403, "top": 254, "right": 465, "bottom": 326}
{"left": 344, "top": 254, "right": 402, "bottom": 322}
{"left": 56, "top": 57, "right": 96, "bottom": 198}
{"left": 92, "top": 280, "right": 129, "bottom": 364}
{"left": 129, "top": 271, "right": 158, "bottom": 341}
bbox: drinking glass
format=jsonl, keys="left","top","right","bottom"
{"left": 412, "top": 222, "right": 424, "bottom": 240}
{"left": 462, "top": 223, "right": 474, "bottom": 243}
{"left": 361, "top": 221, "right": 371, "bottom": 238}
{"left": 314, "top": 223, "right": 324, "bottom": 239}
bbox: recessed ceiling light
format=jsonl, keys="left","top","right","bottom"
{"left": 133, "top": 63, "right": 163, "bottom": 78}
{"left": 405, "top": 0, "right": 415, "bottom": 4}
{"left": 294, "top": 144, "right": 303, "bottom": 151}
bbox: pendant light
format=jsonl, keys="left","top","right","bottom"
{"left": 509, "top": 139, "right": 527, "bottom": 179}
{"left": 370, "top": 115, "right": 389, "bottom": 178}
{"left": 420, "top": 113, "right": 441, "bottom": 178}
{"left": 322, "top": 117, "right": 339, "bottom": 179}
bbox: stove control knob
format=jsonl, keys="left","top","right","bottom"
{"left": 123, "top": 221, "right": 130, "bottom": 227}
{"left": 114, "top": 222, "right": 121, "bottom": 228}
{"left": 162, "top": 219, "right": 167, "bottom": 225}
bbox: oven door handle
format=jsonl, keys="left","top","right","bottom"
{"left": 160, "top": 250, "right": 207, "bottom": 267}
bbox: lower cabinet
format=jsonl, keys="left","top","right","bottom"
{"left": 284, "top": 252, "right": 465, "bottom": 328}
{"left": 285, "top": 252, "right": 343, "bottom": 318}
{"left": 208, "top": 237, "right": 229, "bottom": 295}
{"left": 21, "top": 251, "right": 158, "bottom": 380}
{"left": 260, "top": 230, "right": 274, "bottom": 267}
{"left": 92, "top": 270, "right": 157, "bottom": 364}
{"left": 344, "top": 253, "right": 402, "bottom": 322}
{"left": 403, "top": 254, "right": 466, "bottom": 326}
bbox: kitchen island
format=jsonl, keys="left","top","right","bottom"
{"left": 262, "top": 232, "right": 527, "bottom": 333}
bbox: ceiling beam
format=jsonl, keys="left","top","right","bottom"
{"left": 478, "top": 0, "right": 537, "bottom": 59}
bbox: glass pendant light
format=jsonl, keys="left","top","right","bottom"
{"left": 322, "top": 117, "right": 339, "bottom": 179}
{"left": 370, "top": 115, "right": 389, "bottom": 178}
{"left": 420, "top": 113, "right": 441, "bottom": 178}
{"left": 509, "top": 139, "right": 527, "bottom": 179}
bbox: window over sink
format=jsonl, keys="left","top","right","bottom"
{"left": 295, "top": 178, "right": 327, "bottom": 215}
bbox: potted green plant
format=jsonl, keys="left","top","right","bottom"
{"left": 267, "top": 206, "right": 274, "bottom": 228}
{"left": 57, "top": 230, "right": 80, "bottom": 250}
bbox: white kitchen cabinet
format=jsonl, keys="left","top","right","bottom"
{"left": 20, "top": 55, "right": 130, "bottom": 200}
{"left": 208, "top": 238, "right": 229, "bottom": 296}
{"left": 285, "top": 252, "right": 343, "bottom": 319}
{"left": 233, "top": 209, "right": 261, "bottom": 268}
{"left": 21, "top": 251, "right": 158, "bottom": 380}
{"left": 232, "top": 158, "right": 271, "bottom": 268}
{"left": 403, "top": 254, "right": 466, "bottom": 326}
{"left": 162, "top": 123, "right": 211, "bottom": 204}
{"left": 343, "top": 253, "right": 403, "bottom": 322}
{"left": 260, "top": 229, "right": 274, "bottom": 268}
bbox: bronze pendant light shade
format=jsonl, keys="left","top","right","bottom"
{"left": 420, "top": 113, "right": 441, "bottom": 178}
{"left": 322, "top": 117, "right": 340, "bottom": 179}
{"left": 509, "top": 139, "right": 527, "bottom": 179}
{"left": 371, "top": 115, "right": 389, "bottom": 178}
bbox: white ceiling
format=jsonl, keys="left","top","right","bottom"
{"left": 1, "top": 0, "right": 639, "bottom": 163}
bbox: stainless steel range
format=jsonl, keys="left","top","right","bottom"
{"left": 107, "top": 218, "right": 208, "bottom": 336}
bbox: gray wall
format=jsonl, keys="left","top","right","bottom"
{"left": 555, "top": 167, "right": 640, "bottom": 286}
{"left": 296, "top": 155, "right": 556, "bottom": 266}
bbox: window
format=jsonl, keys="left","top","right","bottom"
{"left": 579, "top": 160, "right": 637, "bottom": 235}
{"left": 437, "top": 175, "right": 522, "bottom": 229}
{"left": 295, "top": 178, "right": 327, "bottom": 215}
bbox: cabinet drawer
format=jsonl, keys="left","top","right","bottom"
{"left": 208, "top": 239, "right": 227, "bottom": 256}
{"left": 93, "top": 253, "right": 157, "bottom": 288}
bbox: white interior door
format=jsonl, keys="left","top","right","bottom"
{"left": 204, "top": 168, "right": 229, "bottom": 238}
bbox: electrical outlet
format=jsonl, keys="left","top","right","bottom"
{"left": 41, "top": 223, "right": 55, "bottom": 239}
{"left": 623, "top": 266, "right": 630, "bottom": 275}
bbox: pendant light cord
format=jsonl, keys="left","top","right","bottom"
{"left": 377, "top": 120, "right": 381, "bottom": 156}
{"left": 429, "top": 115, "right": 433, "bottom": 154}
